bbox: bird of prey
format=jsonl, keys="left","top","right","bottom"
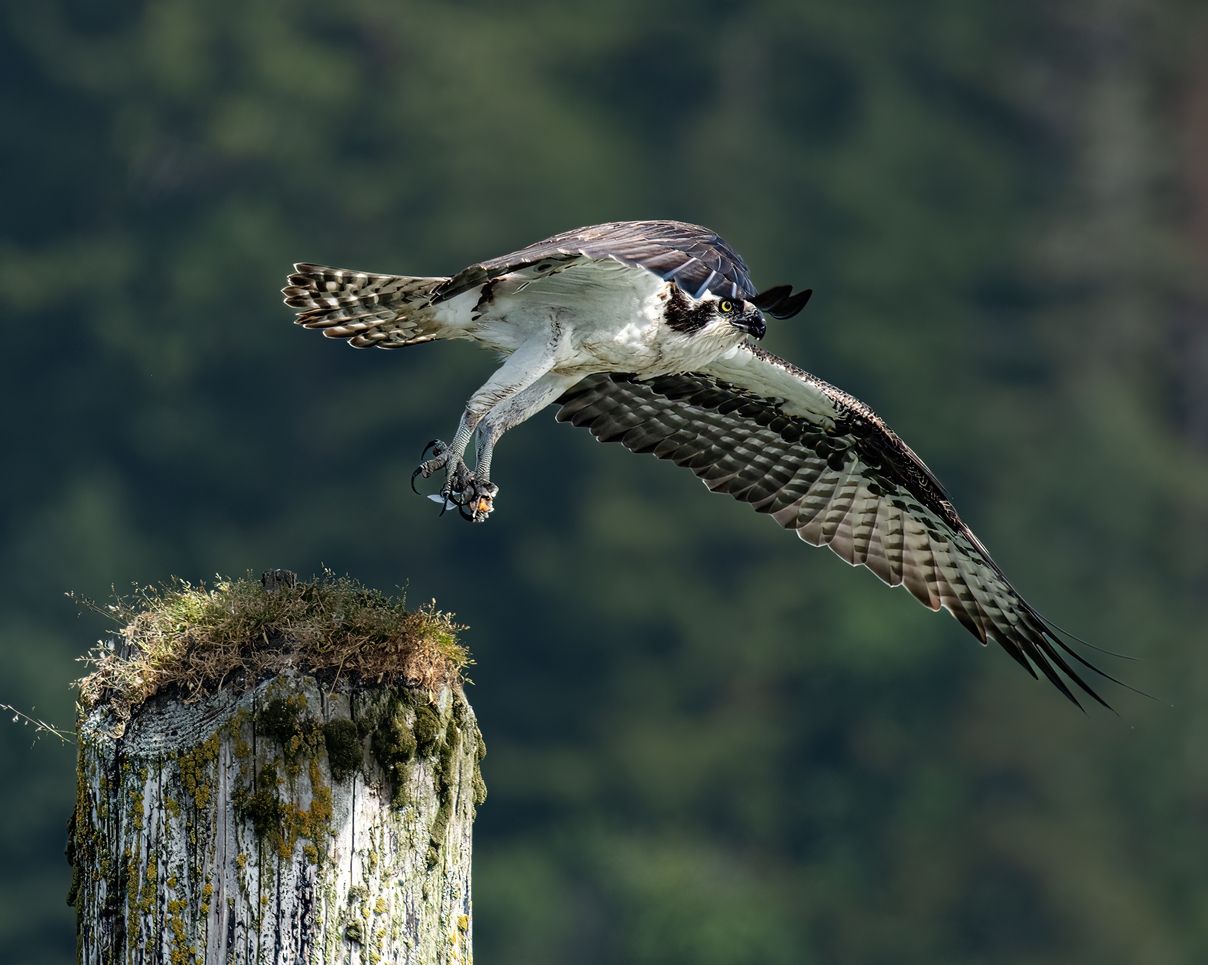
{"left": 283, "top": 219, "right": 1114, "bottom": 707}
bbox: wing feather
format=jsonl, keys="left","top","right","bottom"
{"left": 432, "top": 220, "right": 757, "bottom": 305}
{"left": 554, "top": 345, "right": 1112, "bottom": 707}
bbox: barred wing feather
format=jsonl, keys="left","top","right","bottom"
{"left": 555, "top": 344, "right": 1110, "bottom": 708}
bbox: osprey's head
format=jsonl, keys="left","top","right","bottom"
{"left": 665, "top": 286, "right": 766, "bottom": 340}
{"left": 713, "top": 295, "right": 767, "bottom": 340}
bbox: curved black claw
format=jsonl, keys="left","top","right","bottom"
{"left": 412, "top": 441, "right": 442, "bottom": 497}
{"left": 412, "top": 440, "right": 464, "bottom": 504}
{"left": 413, "top": 440, "right": 449, "bottom": 486}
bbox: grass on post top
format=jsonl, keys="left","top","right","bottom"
{"left": 75, "top": 571, "right": 469, "bottom": 724}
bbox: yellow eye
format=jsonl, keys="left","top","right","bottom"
{"left": 719, "top": 299, "right": 734, "bottom": 313}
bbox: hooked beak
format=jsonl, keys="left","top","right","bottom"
{"left": 732, "top": 312, "right": 766, "bottom": 340}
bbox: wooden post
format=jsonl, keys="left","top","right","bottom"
{"left": 67, "top": 573, "right": 486, "bottom": 965}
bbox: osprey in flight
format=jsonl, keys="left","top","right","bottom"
{"left": 284, "top": 220, "right": 1113, "bottom": 707}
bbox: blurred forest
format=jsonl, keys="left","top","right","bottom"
{"left": 3, "top": 1, "right": 1208, "bottom": 963}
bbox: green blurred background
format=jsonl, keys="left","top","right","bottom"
{"left": 4, "top": 1, "right": 1208, "bottom": 962}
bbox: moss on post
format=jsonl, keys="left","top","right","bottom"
{"left": 68, "top": 572, "right": 485, "bottom": 965}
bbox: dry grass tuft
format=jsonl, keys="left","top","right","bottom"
{"left": 75, "top": 571, "right": 470, "bottom": 725}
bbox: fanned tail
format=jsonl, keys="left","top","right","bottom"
{"left": 282, "top": 263, "right": 450, "bottom": 349}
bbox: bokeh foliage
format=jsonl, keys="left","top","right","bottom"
{"left": 3, "top": 1, "right": 1207, "bottom": 962}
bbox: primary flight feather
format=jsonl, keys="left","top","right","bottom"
{"left": 283, "top": 219, "right": 1112, "bottom": 707}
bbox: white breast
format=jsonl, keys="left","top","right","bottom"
{"left": 452, "top": 259, "right": 744, "bottom": 377}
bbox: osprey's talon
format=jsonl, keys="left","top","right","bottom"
{"left": 440, "top": 464, "right": 473, "bottom": 504}
{"left": 414, "top": 440, "right": 450, "bottom": 481}
{"left": 413, "top": 439, "right": 473, "bottom": 511}
{"left": 459, "top": 479, "right": 498, "bottom": 523}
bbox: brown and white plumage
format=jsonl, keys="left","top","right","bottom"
{"left": 285, "top": 220, "right": 1112, "bottom": 706}
{"left": 556, "top": 345, "right": 1112, "bottom": 707}
{"left": 284, "top": 266, "right": 449, "bottom": 348}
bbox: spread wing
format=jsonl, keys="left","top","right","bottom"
{"left": 433, "top": 220, "right": 758, "bottom": 304}
{"left": 555, "top": 344, "right": 1113, "bottom": 708}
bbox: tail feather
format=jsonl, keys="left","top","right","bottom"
{"left": 283, "top": 263, "right": 450, "bottom": 349}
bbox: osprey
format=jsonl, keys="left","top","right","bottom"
{"left": 284, "top": 220, "right": 1115, "bottom": 707}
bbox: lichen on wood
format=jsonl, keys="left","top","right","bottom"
{"left": 69, "top": 572, "right": 485, "bottom": 965}
{"left": 73, "top": 570, "right": 470, "bottom": 731}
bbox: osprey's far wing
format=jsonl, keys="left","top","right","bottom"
{"left": 433, "top": 220, "right": 759, "bottom": 304}
{"left": 555, "top": 344, "right": 1112, "bottom": 707}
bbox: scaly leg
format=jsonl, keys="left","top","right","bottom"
{"left": 411, "top": 328, "right": 563, "bottom": 511}
{"left": 461, "top": 371, "right": 582, "bottom": 522}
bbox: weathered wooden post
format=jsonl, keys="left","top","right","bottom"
{"left": 68, "top": 571, "right": 486, "bottom": 964}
